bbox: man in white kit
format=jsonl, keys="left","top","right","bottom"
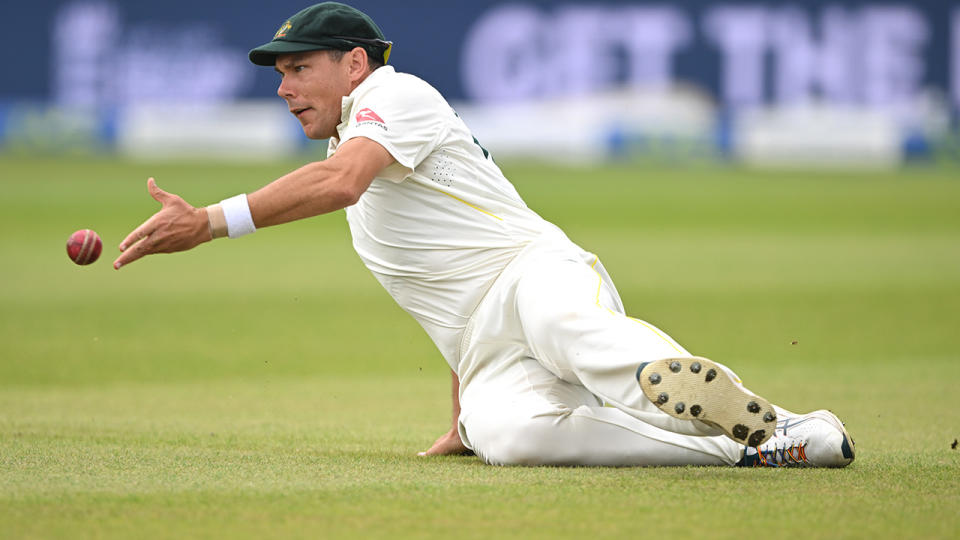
{"left": 113, "top": 2, "right": 855, "bottom": 468}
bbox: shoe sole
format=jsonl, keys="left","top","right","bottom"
{"left": 637, "top": 356, "right": 777, "bottom": 446}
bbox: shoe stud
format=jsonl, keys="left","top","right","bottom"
{"left": 732, "top": 424, "right": 749, "bottom": 440}
{"left": 747, "top": 401, "right": 760, "bottom": 414}
{"left": 705, "top": 369, "right": 717, "bottom": 382}
{"left": 669, "top": 361, "right": 682, "bottom": 373}
{"left": 690, "top": 405, "right": 702, "bottom": 417}
{"left": 763, "top": 412, "right": 776, "bottom": 423}
{"left": 690, "top": 362, "right": 701, "bottom": 373}
{"left": 649, "top": 373, "right": 662, "bottom": 385}
{"left": 674, "top": 402, "right": 685, "bottom": 414}
{"left": 747, "top": 430, "right": 766, "bottom": 446}
{"left": 657, "top": 392, "right": 669, "bottom": 404}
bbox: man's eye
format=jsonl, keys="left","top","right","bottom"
{"left": 295, "top": 65, "right": 306, "bottom": 72}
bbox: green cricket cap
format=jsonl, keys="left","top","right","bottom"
{"left": 249, "top": 2, "right": 392, "bottom": 67}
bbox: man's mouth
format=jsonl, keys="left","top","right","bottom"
{"left": 291, "top": 107, "right": 311, "bottom": 118}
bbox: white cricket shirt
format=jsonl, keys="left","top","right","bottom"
{"left": 328, "top": 66, "right": 556, "bottom": 370}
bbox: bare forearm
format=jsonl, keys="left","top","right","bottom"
{"left": 450, "top": 368, "right": 461, "bottom": 431}
{"left": 113, "top": 138, "right": 394, "bottom": 270}
{"left": 247, "top": 137, "right": 394, "bottom": 228}
{"left": 418, "top": 369, "right": 468, "bottom": 456}
{"left": 248, "top": 160, "right": 360, "bottom": 227}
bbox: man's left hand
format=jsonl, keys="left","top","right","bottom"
{"left": 418, "top": 427, "right": 472, "bottom": 457}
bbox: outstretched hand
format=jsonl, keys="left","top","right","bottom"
{"left": 113, "top": 178, "right": 210, "bottom": 270}
{"left": 418, "top": 427, "right": 473, "bottom": 457}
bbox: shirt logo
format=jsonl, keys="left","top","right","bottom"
{"left": 355, "top": 108, "right": 385, "bottom": 124}
{"left": 355, "top": 108, "right": 387, "bottom": 130}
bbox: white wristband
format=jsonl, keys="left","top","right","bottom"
{"left": 220, "top": 194, "right": 257, "bottom": 239}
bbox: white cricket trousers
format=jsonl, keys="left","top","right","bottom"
{"left": 456, "top": 230, "right": 744, "bottom": 466}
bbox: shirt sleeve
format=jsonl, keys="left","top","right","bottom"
{"left": 338, "top": 79, "right": 451, "bottom": 183}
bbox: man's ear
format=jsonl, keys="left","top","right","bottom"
{"left": 348, "top": 47, "right": 370, "bottom": 81}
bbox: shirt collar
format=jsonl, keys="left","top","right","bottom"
{"left": 338, "top": 65, "right": 395, "bottom": 129}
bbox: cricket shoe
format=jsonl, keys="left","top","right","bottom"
{"left": 636, "top": 356, "right": 776, "bottom": 446}
{"left": 736, "top": 409, "right": 856, "bottom": 468}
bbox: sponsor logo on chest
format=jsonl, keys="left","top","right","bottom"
{"left": 355, "top": 108, "right": 387, "bottom": 130}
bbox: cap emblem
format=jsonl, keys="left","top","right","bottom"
{"left": 274, "top": 21, "right": 292, "bottom": 40}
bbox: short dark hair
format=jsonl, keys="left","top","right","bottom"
{"left": 327, "top": 47, "right": 384, "bottom": 70}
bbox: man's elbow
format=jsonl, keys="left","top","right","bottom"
{"left": 305, "top": 163, "right": 366, "bottom": 208}
{"left": 332, "top": 181, "right": 366, "bottom": 207}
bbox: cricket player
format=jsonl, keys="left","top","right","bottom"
{"left": 114, "top": 2, "right": 855, "bottom": 468}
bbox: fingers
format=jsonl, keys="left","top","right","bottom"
{"left": 417, "top": 446, "right": 473, "bottom": 457}
{"left": 119, "top": 178, "right": 164, "bottom": 252}
{"left": 147, "top": 177, "right": 174, "bottom": 204}
{"left": 118, "top": 177, "right": 184, "bottom": 254}
{"left": 115, "top": 178, "right": 163, "bottom": 267}
{"left": 417, "top": 432, "right": 470, "bottom": 456}
{"left": 113, "top": 235, "right": 151, "bottom": 269}
{"left": 118, "top": 215, "right": 157, "bottom": 253}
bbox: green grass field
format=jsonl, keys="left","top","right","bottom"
{"left": 1, "top": 154, "right": 958, "bottom": 538}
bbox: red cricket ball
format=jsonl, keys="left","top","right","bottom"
{"left": 66, "top": 229, "right": 103, "bottom": 265}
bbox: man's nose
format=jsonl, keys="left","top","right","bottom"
{"left": 277, "top": 78, "right": 294, "bottom": 99}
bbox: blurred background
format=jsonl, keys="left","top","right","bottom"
{"left": 1, "top": 5, "right": 958, "bottom": 536}
{"left": 2, "top": 0, "right": 958, "bottom": 166}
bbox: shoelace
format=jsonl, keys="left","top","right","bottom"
{"left": 753, "top": 442, "right": 808, "bottom": 467}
